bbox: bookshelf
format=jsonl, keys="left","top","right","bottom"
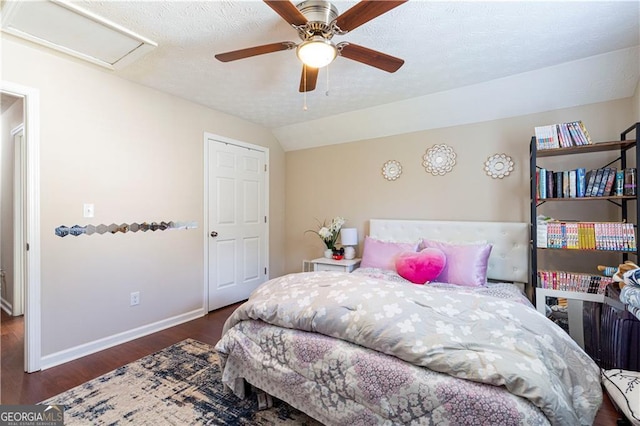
{"left": 530, "top": 122, "right": 639, "bottom": 349}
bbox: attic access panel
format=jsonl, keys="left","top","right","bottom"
{"left": 1, "top": 0, "right": 157, "bottom": 69}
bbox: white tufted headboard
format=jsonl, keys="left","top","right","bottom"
{"left": 369, "top": 219, "right": 529, "bottom": 286}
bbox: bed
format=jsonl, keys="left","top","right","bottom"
{"left": 215, "top": 219, "right": 603, "bottom": 425}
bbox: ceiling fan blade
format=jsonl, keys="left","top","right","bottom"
{"left": 215, "top": 42, "right": 295, "bottom": 62}
{"left": 264, "top": 0, "right": 308, "bottom": 26}
{"left": 334, "top": 0, "right": 407, "bottom": 33}
{"left": 338, "top": 43, "right": 404, "bottom": 73}
{"left": 299, "top": 65, "right": 319, "bottom": 92}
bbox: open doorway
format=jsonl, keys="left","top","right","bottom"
{"left": 2, "top": 95, "right": 24, "bottom": 316}
{"left": 0, "top": 81, "right": 41, "bottom": 373}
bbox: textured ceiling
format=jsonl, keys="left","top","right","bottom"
{"left": 37, "top": 1, "right": 640, "bottom": 148}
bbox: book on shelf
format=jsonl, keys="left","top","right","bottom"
{"left": 534, "top": 120, "right": 593, "bottom": 150}
{"left": 587, "top": 275, "right": 602, "bottom": 294}
{"left": 567, "top": 122, "right": 585, "bottom": 146}
{"left": 624, "top": 168, "right": 637, "bottom": 196}
{"left": 581, "top": 167, "right": 622, "bottom": 197}
{"left": 585, "top": 170, "right": 596, "bottom": 197}
{"left": 558, "top": 123, "right": 573, "bottom": 148}
{"left": 602, "top": 167, "right": 617, "bottom": 197}
{"left": 539, "top": 168, "right": 547, "bottom": 199}
{"left": 615, "top": 170, "right": 625, "bottom": 196}
{"left": 577, "top": 121, "right": 593, "bottom": 145}
{"left": 541, "top": 221, "right": 636, "bottom": 251}
{"left": 536, "top": 166, "right": 628, "bottom": 199}
{"left": 576, "top": 168, "right": 586, "bottom": 197}
{"left": 547, "top": 170, "right": 554, "bottom": 200}
{"left": 562, "top": 170, "right": 570, "bottom": 198}
{"left": 590, "top": 168, "right": 605, "bottom": 196}
{"left": 537, "top": 270, "right": 612, "bottom": 294}
{"left": 537, "top": 223, "right": 548, "bottom": 248}
{"left": 538, "top": 167, "right": 593, "bottom": 198}
{"left": 555, "top": 124, "right": 569, "bottom": 148}
{"left": 594, "top": 168, "right": 611, "bottom": 197}
{"left": 568, "top": 170, "right": 577, "bottom": 198}
{"left": 534, "top": 126, "right": 559, "bottom": 150}
{"left": 554, "top": 171, "right": 563, "bottom": 198}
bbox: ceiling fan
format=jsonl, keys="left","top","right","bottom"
{"left": 215, "top": 0, "right": 407, "bottom": 92}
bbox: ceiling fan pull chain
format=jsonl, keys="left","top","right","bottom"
{"left": 326, "top": 65, "right": 330, "bottom": 97}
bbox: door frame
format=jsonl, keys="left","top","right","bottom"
{"left": 1, "top": 81, "right": 41, "bottom": 372}
{"left": 12, "top": 123, "right": 25, "bottom": 317}
{"left": 202, "top": 132, "right": 269, "bottom": 312}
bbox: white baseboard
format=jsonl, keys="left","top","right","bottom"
{"left": 1, "top": 297, "right": 12, "bottom": 315}
{"left": 41, "top": 308, "right": 206, "bottom": 370}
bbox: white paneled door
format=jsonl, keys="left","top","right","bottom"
{"left": 207, "top": 138, "right": 268, "bottom": 311}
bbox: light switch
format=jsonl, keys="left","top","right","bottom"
{"left": 83, "top": 203, "right": 94, "bottom": 218}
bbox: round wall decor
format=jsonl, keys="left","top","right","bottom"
{"left": 484, "top": 153, "right": 514, "bottom": 178}
{"left": 382, "top": 160, "right": 402, "bottom": 181}
{"left": 423, "top": 144, "right": 456, "bottom": 176}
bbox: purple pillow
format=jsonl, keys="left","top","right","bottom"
{"left": 420, "top": 239, "right": 493, "bottom": 287}
{"left": 360, "top": 236, "right": 419, "bottom": 272}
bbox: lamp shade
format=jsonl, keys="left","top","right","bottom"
{"left": 341, "top": 228, "right": 358, "bottom": 246}
{"left": 296, "top": 36, "right": 337, "bottom": 68}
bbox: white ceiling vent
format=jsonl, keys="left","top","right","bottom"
{"left": 1, "top": 0, "right": 157, "bottom": 69}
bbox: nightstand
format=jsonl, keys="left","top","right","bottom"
{"left": 311, "top": 257, "right": 361, "bottom": 273}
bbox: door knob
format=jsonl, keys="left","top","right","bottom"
{"left": 210, "top": 231, "right": 218, "bottom": 238}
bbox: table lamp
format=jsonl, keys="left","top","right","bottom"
{"left": 340, "top": 228, "right": 358, "bottom": 260}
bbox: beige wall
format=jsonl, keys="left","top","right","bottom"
{"left": 634, "top": 79, "right": 640, "bottom": 121}
{"left": 1, "top": 97, "right": 24, "bottom": 312}
{"left": 1, "top": 36, "right": 285, "bottom": 356}
{"left": 285, "top": 98, "right": 635, "bottom": 274}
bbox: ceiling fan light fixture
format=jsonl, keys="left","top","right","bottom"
{"left": 296, "top": 36, "right": 337, "bottom": 68}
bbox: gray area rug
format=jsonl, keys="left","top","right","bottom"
{"left": 41, "top": 338, "right": 320, "bottom": 425}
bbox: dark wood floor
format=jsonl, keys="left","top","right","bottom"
{"left": 0, "top": 304, "right": 240, "bottom": 405}
{"left": 0, "top": 306, "right": 624, "bottom": 424}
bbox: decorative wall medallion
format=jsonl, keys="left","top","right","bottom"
{"left": 382, "top": 160, "right": 402, "bottom": 181}
{"left": 423, "top": 144, "right": 456, "bottom": 176}
{"left": 484, "top": 153, "right": 514, "bottom": 178}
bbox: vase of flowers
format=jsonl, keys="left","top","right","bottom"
{"left": 306, "top": 216, "right": 345, "bottom": 257}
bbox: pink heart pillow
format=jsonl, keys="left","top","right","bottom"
{"left": 395, "top": 248, "right": 447, "bottom": 285}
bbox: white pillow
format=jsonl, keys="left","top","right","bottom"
{"left": 602, "top": 369, "right": 640, "bottom": 425}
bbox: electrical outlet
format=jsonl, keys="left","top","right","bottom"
{"left": 130, "top": 291, "right": 140, "bottom": 306}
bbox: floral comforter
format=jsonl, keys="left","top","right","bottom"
{"left": 216, "top": 270, "right": 602, "bottom": 425}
